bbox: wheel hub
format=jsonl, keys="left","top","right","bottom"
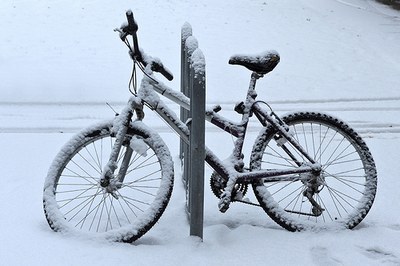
{"left": 100, "top": 173, "right": 122, "bottom": 199}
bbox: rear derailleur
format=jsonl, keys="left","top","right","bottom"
{"left": 301, "top": 169, "right": 325, "bottom": 216}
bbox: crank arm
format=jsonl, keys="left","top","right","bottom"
{"left": 218, "top": 192, "right": 231, "bottom": 213}
{"left": 218, "top": 174, "right": 240, "bottom": 213}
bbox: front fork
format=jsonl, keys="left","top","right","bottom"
{"left": 99, "top": 97, "right": 143, "bottom": 198}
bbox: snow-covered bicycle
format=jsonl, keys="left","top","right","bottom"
{"left": 43, "top": 11, "right": 377, "bottom": 243}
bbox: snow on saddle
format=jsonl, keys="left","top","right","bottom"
{"left": 228, "top": 50, "right": 280, "bottom": 75}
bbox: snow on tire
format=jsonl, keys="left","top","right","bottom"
{"left": 250, "top": 112, "right": 377, "bottom": 231}
{"left": 43, "top": 120, "right": 174, "bottom": 242}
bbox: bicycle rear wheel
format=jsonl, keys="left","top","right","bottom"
{"left": 250, "top": 112, "right": 377, "bottom": 231}
{"left": 43, "top": 120, "right": 174, "bottom": 242}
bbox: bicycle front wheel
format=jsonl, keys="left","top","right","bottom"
{"left": 250, "top": 112, "right": 377, "bottom": 231}
{"left": 43, "top": 120, "right": 174, "bottom": 242}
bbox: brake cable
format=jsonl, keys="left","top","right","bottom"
{"left": 122, "top": 37, "right": 159, "bottom": 95}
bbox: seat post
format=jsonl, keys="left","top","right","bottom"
{"left": 253, "top": 72, "right": 264, "bottom": 80}
{"left": 246, "top": 72, "right": 263, "bottom": 99}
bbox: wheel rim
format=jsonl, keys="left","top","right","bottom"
{"left": 256, "top": 119, "right": 373, "bottom": 227}
{"left": 53, "top": 133, "right": 163, "bottom": 233}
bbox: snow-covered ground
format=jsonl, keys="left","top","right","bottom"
{"left": 1, "top": 0, "right": 399, "bottom": 265}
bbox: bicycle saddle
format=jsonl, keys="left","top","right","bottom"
{"left": 228, "top": 50, "right": 280, "bottom": 75}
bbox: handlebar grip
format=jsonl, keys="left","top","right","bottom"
{"left": 123, "top": 11, "right": 173, "bottom": 81}
{"left": 125, "top": 10, "right": 142, "bottom": 61}
{"left": 160, "top": 68, "right": 174, "bottom": 81}
{"left": 150, "top": 61, "right": 174, "bottom": 81}
{"left": 126, "top": 10, "right": 138, "bottom": 32}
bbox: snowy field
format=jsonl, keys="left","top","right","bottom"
{"left": 1, "top": 0, "right": 400, "bottom": 265}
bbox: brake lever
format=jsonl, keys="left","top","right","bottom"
{"left": 115, "top": 25, "right": 143, "bottom": 62}
{"left": 114, "top": 27, "right": 128, "bottom": 41}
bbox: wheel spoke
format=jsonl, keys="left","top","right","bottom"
{"left": 252, "top": 113, "right": 376, "bottom": 230}
{"left": 43, "top": 124, "right": 173, "bottom": 241}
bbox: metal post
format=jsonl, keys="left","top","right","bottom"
{"left": 180, "top": 23, "right": 192, "bottom": 163}
{"left": 181, "top": 28, "right": 198, "bottom": 193}
{"left": 189, "top": 49, "right": 205, "bottom": 239}
{"left": 180, "top": 23, "right": 205, "bottom": 240}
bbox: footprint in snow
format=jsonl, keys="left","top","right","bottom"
{"left": 387, "top": 224, "right": 400, "bottom": 231}
{"left": 310, "top": 246, "right": 343, "bottom": 266}
{"left": 360, "top": 246, "right": 400, "bottom": 266}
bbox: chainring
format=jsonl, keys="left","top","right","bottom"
{"left": 210, "top": 171, "right": 248, "bottom": 200}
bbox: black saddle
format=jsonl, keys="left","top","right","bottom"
{"left": 229, "top": 51, "right": 280, "bottom": 75}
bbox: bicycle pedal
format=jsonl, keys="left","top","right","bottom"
{"left": 218, "top": 202, "right": 230, "bottom": 213}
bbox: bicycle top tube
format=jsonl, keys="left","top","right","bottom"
{"left": 143, "top": 76, "right": 190, "bottom": 111}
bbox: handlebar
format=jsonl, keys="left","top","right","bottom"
{"left": 120, "top": 10, "right": 174, "bottom": 81}
{"left": 125, "top": 10, "right": 138, "bottom": 32}
{"left": 125, "top": 11, "right": 142, "bottom": 62}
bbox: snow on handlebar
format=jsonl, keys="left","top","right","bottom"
{"left": 117, "top": 10, "right": 174, "bottom": 81}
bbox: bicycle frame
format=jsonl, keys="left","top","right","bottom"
{"left": 101, "top": 69, "right": 321, "bottom": 195}
{"left": 42, "top": 12, "right": 378, "bottom": 241}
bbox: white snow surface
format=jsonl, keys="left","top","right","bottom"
{"left": 1, "top": 0, "right": 400, "bottom": 265}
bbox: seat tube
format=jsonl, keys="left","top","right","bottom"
{"left": 231, "top": 72, "right": 260, "bottom": 159}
